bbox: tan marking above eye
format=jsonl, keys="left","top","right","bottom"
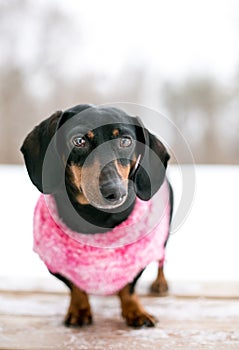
{"left": 87, "top": 130, "right": 95, "bottom": 139}
{"left": 112, "top": 129, "right": 119, "bottom": 137}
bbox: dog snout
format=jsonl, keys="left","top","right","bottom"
{"left": 99, "top": 162, "right": 127, "bottom": 203}
{"left": 100, "top": 181, "right": 127, "bottom": 202}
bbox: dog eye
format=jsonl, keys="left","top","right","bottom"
{"left": 72, "top": 137, "right": 86, "bottom": 148}
{"left": 120, "top": 136, "right": 132, "bottom": 148}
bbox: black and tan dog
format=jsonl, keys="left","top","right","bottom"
{"left": 21, "top": 104, "right": 173, "bottom": 328}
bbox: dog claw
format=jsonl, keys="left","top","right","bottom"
{"left": 64, "top": 310, "right": 93, "bottom": 327}
{"left": 150, "top": 280, "right": 169, "bottom": 296}
{"left": 126, "top": 312, "right": 158, "bottom": 328}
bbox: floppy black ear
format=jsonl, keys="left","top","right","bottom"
{"left": 133, "top": 124, "right": 170, "bottom": 201}
{"left": 20, "top": 111, "right": 63, "bottom": 193}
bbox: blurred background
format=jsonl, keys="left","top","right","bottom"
{"left": 0, "top": 0, "right": 239, "bottom": 165}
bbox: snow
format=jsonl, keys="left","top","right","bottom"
{"left": 0, "top": 293, "right": 239, "bottom": 349}
{"left": 0, "top": 164, "right": 238, "bottom": 292}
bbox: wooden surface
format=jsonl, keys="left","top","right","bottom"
{"left": 0, "top": 291, "right": 239, "bottom": 350}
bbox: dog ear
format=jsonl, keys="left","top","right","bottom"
{"left": 20, "top": 111, "right": 63, "bottom": 193}
{"left": 132, "top": 119, "right": 170, "bottom": 201}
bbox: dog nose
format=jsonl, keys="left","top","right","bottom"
{"left": 100, "top": 182, "right": 127, "bottom": 202}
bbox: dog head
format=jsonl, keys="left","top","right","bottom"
{"left": 21, "top": 105, "right": 170, "bottom": 209}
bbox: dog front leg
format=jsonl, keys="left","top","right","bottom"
{"left": 64, "top": 283, "right": 92, "bottom": 327}
{"left": 49, "top": 272, "right": 92, "bottom": 327}
{"left": 118, "top": 284, "right": 157, "bottom": 327}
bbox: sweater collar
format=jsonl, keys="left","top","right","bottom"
{"left": 43, "top": 180, "right": 169, "bottom": 249}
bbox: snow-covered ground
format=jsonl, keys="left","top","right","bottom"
{"left": 0, "top": 164, "right": 238, "bottom": 292}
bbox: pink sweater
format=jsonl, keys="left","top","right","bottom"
{"left": 33, "top": 181, "right": 170, "bottom": 295}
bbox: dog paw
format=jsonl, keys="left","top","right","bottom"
{"left": 124, "top": 310, "right": 157, "bottom": 328}
{"left": 64, "top": 308, "right": 93, "bottom": 327}
{"left": 150, "top": 279, "right": 169, "bottom": 296}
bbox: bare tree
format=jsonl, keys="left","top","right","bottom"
{"left": 162, "top": 77, "right": 231, "bottom": 163}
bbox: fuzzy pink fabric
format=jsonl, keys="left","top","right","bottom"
{"left": 33, "top": 181, "right": 170, "bottom": 295}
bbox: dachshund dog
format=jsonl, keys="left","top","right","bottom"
{"left": 21, "top": 104, "right": 173, "bottom": 328}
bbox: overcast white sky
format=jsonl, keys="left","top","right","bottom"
{"left": 3, "top": 0, "right": 238, "bottom": 86}
{"left": 66, "top": 0, "right": 239, "bottom": 82}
